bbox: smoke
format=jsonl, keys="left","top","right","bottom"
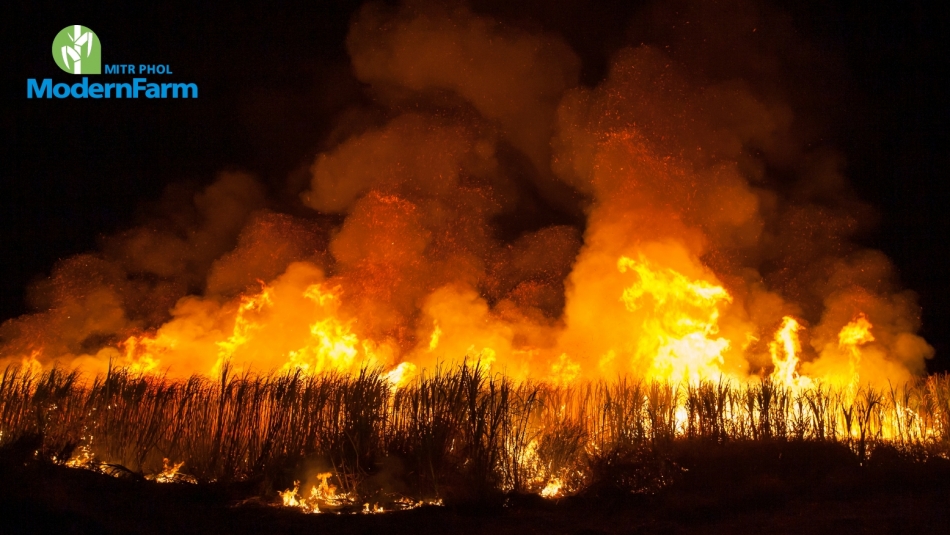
{"left": 0, "top": 0, "right": 933, "bottom": 386}
{"left": 549, "top": 29, "right": 932, "bottom": 380}
{"left": 0, "top": 172, "right": 265, "bottom": 370}
{"left": 346, "top": 0, "right": 580, "bottom": 208}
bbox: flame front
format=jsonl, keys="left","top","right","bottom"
{"left": 55, "top": 254, "right": 920, "bottom": 397}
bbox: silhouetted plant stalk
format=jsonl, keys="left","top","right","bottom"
{"left": 1, "top": 363, "right": 948, "bottom": 498}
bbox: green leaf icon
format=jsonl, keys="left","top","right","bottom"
{"left": 52, "top": 25, "right": 101, "bottom": 75}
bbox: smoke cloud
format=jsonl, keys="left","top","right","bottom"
{"left": 0, "top": 0, "right": 932, "bottom": 387}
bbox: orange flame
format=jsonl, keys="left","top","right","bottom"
{"left": 617, "top": 254, "right": 732, "bottom": 384}
{"left": 770, "top": 316, "right": 811, "bottom": 390}
{"left": 838, "top": 313, "right": 875, "bottom": 389}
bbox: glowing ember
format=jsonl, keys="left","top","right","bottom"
{"left": 363, "top": 503, "right": 385, "bottom": 514}
{"left": 64, "top": 443, "right": 94, "bottom": 469}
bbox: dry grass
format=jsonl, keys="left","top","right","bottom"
{"left": 1, "top": 362, "right": 948, "bottom": 501}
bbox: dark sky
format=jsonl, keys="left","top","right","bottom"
{"left": 4, "top": 0, "right": 949, "bottom": 372}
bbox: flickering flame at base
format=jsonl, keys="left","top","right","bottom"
{"left": 278, "top": 472, "right": 442, "bottom": 514}
{"left": 146, "top": 458, "right": 196, "bottom": 484}
{"left": 541, "top": 478, "right": 563, "bottom": 499}
{"left": 279, "top": 472, "right": 351, "bottom": 513}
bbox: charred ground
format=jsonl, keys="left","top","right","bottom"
{"left": 2, "top": 438, "right": 948, "bottom": 535}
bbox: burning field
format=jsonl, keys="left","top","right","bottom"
{"left": 3, "top": 0, "right": 949, "bottom": 532}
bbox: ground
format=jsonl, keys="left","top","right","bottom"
{"left": 1, "top": 441, "right": 947, "bottom": 534}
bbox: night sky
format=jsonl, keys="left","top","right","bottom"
{"left": 4, "top": 0, "right": 949, "bottom": 372}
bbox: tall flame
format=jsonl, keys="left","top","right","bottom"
{"left": 617, "top": 255, "right": 732, "bottom": 384}
{"left": 838, "top": 313, "right": 875, "bottom": 389}
{"left": 770, "top": 316, "right": 811, "bottom": 390}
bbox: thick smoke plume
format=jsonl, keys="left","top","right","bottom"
{"left": 0, "top": 0, "right": 932, "bottom": 387}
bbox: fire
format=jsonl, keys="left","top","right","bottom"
{"left": 617, "top": 254, "right": 732, "bottom": 385}
{"left": 35, "top": 253, "right": 900, "bottom": 399}
{"left": 363, "top": 503, "right": 385, "bottom": 514}
{"left": 283, "top": 316, "right": 361, "bottom": 374}
{"left": 428, "top": 322, "right": 442, "bottom": 352}
{"left": 770, "top": 316, "right": 811, "bottom": 390}
{"left": 113, "top": 265, "right": 399, "bottom": 379}
{"left": 278, "top": 472, "right": 406, "bottom": 514}
{"left": 213, "top": 283, "right": 274, "bottom": 374}
{"left": 146, "top": 458, "right": 195, "bottom": 484}
{"left": 385, "top": 361, "right": 418, "bottom": 390}
{"left": 21, "top": 350, "right": 43, "bottom": 377}
{"left": 0, "top": 3, "right": 934, "bottom": 390}
{"left": 839, "top": 314, "right": 875, "bottom": 348}
{"left": 550, "top": 353, "right": 580, "bottom": 385}
{"left": 838, "top": 313, "right": 875, "bottom": 389}
{"left": 64, "top": 443, "right": 94, "bottom": 469}
{"left": 0, "top": 0, "right": 941, "bottom": 508}
{"left": 120, "top": 336, "right": 164, "bottom": 375}
{"left": 279, "top": 482, "right": 304, "bottom": 509}
{"left": 540, "top": 478, "right": 563, "bottom": 499}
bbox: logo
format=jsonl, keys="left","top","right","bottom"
{"left": 30, "top": 25, "right": 197, "bottom": 99}
{"left": 52, "top": 25, "right": 101, "bottom": 75}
